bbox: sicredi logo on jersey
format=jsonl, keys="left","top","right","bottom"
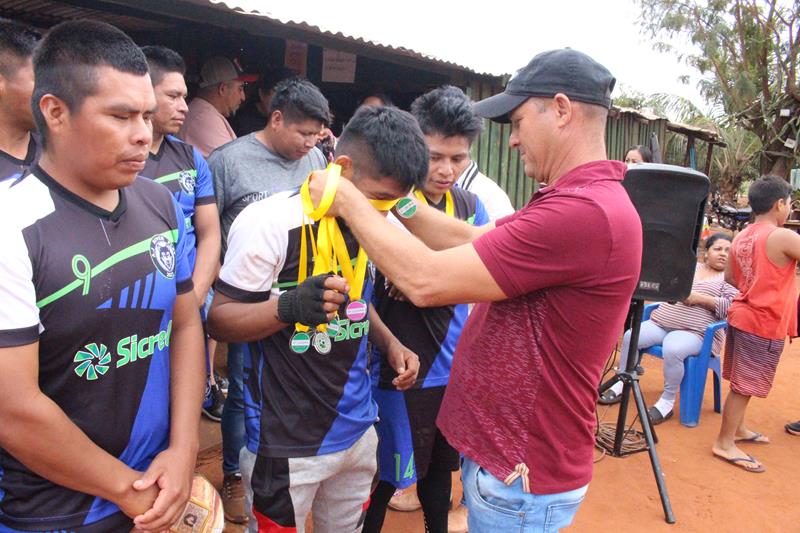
{"left": 73, "top": 321, "right": 172, "bottom": 381}
{"left": 150, "top": 234, "right": 176, "bottom": 279}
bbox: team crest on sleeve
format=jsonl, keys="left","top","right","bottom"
{"left": 178, "top": 170, "right": 197, "bottom": 195}
{"left": 149, "top": 234, "right": 176, "bottom": 279}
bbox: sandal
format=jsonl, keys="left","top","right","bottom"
{"left": 598, "top": 389, "right": 622, "bottom": 405}
{"left": 647, "top": 406, "right": 673, "bottom": 425}
{"left": 713, "top": 452, "right": 765, "bottom": 473}
{"left": 736, "top": 431, "right": 770, "bottom": 444}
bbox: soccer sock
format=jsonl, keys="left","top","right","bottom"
{"left": 361, "top": 481, "right": 396, "bottom": 533}
{"left": 417, "top": 468, "right": 452, "bottom": 533}
{"left": 654, "top": 397, "right": 675, "bottom": 417}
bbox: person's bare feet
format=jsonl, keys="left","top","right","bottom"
{"left": 712, "top": 443, "right": 764, "bottom": 472}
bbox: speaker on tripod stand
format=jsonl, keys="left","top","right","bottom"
{"left": 598, "top": 163, "right": 710, "bottom": 525}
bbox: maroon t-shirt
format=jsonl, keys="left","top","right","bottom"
{"left": 437, "top": 160, "right": 642, "bottom": 494}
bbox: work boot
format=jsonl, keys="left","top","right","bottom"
{"left": 222, "top": 472, "right": 248, "bottom": 524}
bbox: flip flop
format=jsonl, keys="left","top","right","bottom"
{"left": 714, "top": 453, "right": 765, "bottom": 473}
{"left": 736, "top": 432, "right": 770, "bottom": 444}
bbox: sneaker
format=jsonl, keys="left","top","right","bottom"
{"left": 201, "top": 382, "right": 225, "bottom": 422}
{"left": 214, "top": 373, "right": 229, "bottom": 394}
{"left": 785, "top": 421, "right": 800, "bottom": 436}
{"left": 222, "top": 472, "right": 248, "bottom": 524}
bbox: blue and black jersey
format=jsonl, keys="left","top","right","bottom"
{"left": 371, "top": 187, "right": 489, "bottom": 389}
{"left": 216, "top": 190, "right": 377, "bottom": 459}
{"left": 140, "top": 134, "right": 215, "bottom": 270}
{"left": 0, "top": 166, "right": 193, "bottom": 531}
{"left": 0, "top": 134, "right": 39, "bottom": 190}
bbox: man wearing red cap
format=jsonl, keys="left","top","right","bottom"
{"left": 179, "top": 56, "right": 256, "bottom": 157}
{"left": 307, "top": 48, "right": 643, "bottom": 532}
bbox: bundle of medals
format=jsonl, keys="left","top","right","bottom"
{"left": 290, "top": 163, "right": 398, "bottom": 355}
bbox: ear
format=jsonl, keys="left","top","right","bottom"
{"left": 334, "top": 155, "right": 354, "bottom": 179}
{"left": 552, "top": 93, "right": 573, "bottom": 127}
{"left": 270, "top": 110, "right": 283, "bottom": 128}
{"left": 38, "top": 94, "right": 69, "bottom": 136}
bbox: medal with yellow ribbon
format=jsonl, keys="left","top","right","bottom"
{"left": 290, "top": 163, "right": 398, "bottom": 354}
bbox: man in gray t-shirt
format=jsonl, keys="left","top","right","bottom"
{"left": 207, "top": 77, "right": 330, "bottom": 526}
{"left": 210, "top": 77, "right": 330, "bottom": 249}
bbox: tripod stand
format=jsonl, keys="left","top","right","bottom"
{"left": 598, "top": 298, "right": 676, "bottom": 524}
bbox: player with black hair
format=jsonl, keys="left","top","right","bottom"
{"left": 141, "top": 45, "right": 224, "bottom": 423}
{"left": 414, "top": 85, "right": 514, "bottom": 221}
{"left": 207, "top": 104, "right": 427, "bottom": 532}
{"left": 0, "top": 20, "right": 205, "bottom": 531}
{"left": 0, "top": 18, "right": 39, "bottom": 188}
{"left": 363, "top": 86, "right": 490, "bottom": 533}
{"left": 207, "top": 76, "right": 331, "bottom": 523}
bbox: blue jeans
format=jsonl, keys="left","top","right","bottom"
{"left": 462, "top": 457, "right": 587, "bottom": 533}
{"left": 222, "top": 342, "right": 245, "bottom": 475}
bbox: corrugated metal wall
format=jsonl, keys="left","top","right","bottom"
{"left": 465, "top": 81, "right": 533, "bottom": 209}
{"left": 465, "top": 81, "right": 671, "bottom": 210}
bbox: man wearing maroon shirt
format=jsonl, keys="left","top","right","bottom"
{"left": 307, "top": 49, "right": 642, "bottom": 532}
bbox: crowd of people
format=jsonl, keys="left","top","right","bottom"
{"left": 0, "top": 13, "right": 798, "bottom": 533}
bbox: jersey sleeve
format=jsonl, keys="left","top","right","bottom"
{"left": 172, "top": 197, "right": 194, "bottom": 295}
{"left": 473, "top": 197, "right": 491, "bottom": 227}
{"left": 0, "top": 226, "right": 40, "bottom": 347}
{"left": 216, "top": 202, "right": 285, "bottom": 302}
{"left": 193, "top": 148, "right": 216, "bottom": 205}
{"left": 473, "top": 194, "right": 611, "bottom": 298}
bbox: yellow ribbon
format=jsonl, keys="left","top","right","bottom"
{"left": 414, "top": 189, "right": 454, "bottom": 217}
{"left": 294, "top": 163, "right": 398, "bottom": 332}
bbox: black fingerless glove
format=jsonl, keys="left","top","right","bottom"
{"left": 277, "top": 274, "right": 330, "bottom": 327}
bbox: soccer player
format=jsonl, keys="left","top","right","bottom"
{"left": 0, "top": 21, "right": 205, "bottom": 531}
{"left": 141, "top": 45, "right": 224, "bottom": 421}
{"left": 208, "top": 76, "right": 329, "bottom": 523}
{"left": 207, "top": 105, "right": 427, "bottom": 532}
{"left": 362, "top": 86, "right": 489, "bottom": 533}
{"left": 0, "top": 18, "right": 39, "bottom": 188}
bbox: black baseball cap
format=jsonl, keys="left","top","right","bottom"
{"left": 473, "top": 48, "right": 616, "bottom": 123}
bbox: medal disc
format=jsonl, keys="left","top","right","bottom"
{"left": 346, "top": 299, "right": 368, "bottom": 321}
{"left": 313, "top": 331, "right": 332, "bottom": 354}
{"left": 327, "top": 318, "right": 341, "bottom": 337}
{"left": 396, "top": 197, "right": 417, "bottom": 218}
{"left": 290, "top": 331, "right": 311, "bottom": 354}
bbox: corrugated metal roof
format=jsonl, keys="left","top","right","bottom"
{"left": 205, "top": 0, "right": 499, "bottom": 77}
{"left": 0, "top": 0, "right": 172, "bottom": 31}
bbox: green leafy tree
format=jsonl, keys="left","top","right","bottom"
{"left": 638, "top": 0, "right": 800, "bottom": 178}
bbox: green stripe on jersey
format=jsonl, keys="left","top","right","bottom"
{"left": 37, "top": 229, "right": 179, "bottom": 309}
{"left": 154, "top": 169, "right": 197, "bottom": 184}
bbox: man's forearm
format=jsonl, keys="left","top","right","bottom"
{"left": 367, "top": 304, "right": 398, "bottom": 353}
{"left": 168, "top": 316, "right": 205, "bottom": 454}
{"left": 394, "top": 197, "right": 491, "bottom": 250}
{"left": 207, "top": 297, "right": 289, "bottom": 343}
{"left": 192, "top": 238, "right": 219, "bottom": 304}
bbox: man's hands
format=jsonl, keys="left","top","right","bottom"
{"left": 129, "top": 447, "right": 196, "bottom": 531}
{"left": 307, "top": 168, "right": 359, "bottom": 218}
{"left": 278, "top": 274, "right": 349, "bottom": 327}
{"left": 386, "top": 340, "right": 419, "bottom": 390}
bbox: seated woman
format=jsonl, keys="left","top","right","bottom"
{"left": 625, "top": 144, "right": 653, "bottom": 164}
{"left": 599, "top": 233, "right": 738, "bottom": 424}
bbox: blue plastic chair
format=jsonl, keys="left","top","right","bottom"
{"left": 640, "top": 303, "right": 726, "bottom": 427}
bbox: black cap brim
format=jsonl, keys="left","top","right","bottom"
{"left": 472, "top": 92, "right": 528, "bottom": 123}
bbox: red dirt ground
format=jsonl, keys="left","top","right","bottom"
{"left": 199, "top": 315, "right": 800, "bottom": 533}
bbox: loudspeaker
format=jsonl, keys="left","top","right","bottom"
{"left": 622, "top": 163, "right": 710, "bottom": 301}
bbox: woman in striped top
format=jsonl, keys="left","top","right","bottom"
{"left": 600, "top": 233, "right": 738, "bottom": 424}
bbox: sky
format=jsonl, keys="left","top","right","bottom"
{"left": 215, "top": 0, "right": 707, "bottom": 115}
